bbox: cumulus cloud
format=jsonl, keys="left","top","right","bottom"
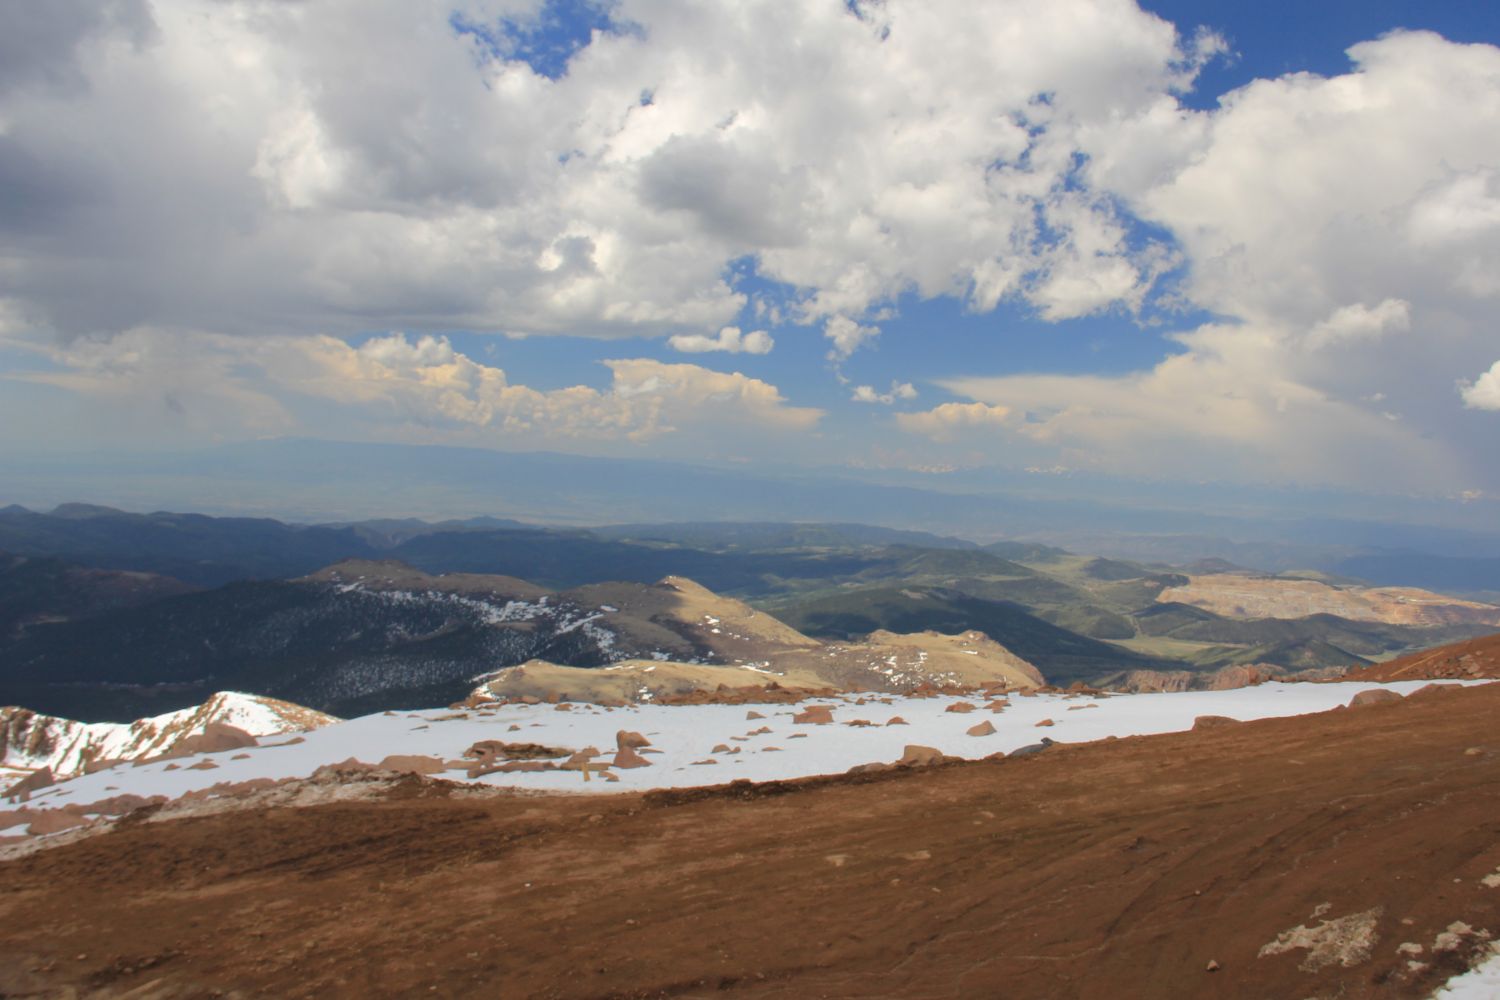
{"left": 1461, "top": 361, "right": 1500, "bottom": 410}
{"left": 929, "top": 31, "right": 1500, "bottom": 493}
{"left": 851, "top": 381, "right": 917, "bottom": 405}
{"left": 667, "top": 326, "right": 773, "bottom": 355}
{"left": 0, "top": 0, "right": 1206, "bottom": 346}
{"left": 825, "top": 316, "right": 881, "bottom": 363}
{"left": 896, "top": 401, "right": 1012, "bottom": 441}
{"left": 17, "top": 329, "right": 821, "bottom": 449}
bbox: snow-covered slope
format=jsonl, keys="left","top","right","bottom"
{"left": 7, "top": 680, "right": 1482, "bottom": 822}
{"left": 0, "top": 692, "right": 338, "bottom": 784}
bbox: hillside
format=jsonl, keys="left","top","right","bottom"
{"left": 0, "top": 692, "right": 336, "bottom": 786}
{"left": 0, "top": 552, "right": 195, "bottom": 639}
{"left": 0, "top": 565, "right": 1045, "bottom": 721}
{"left": 1156, "top": 573, "right": 1500, "bottom": 626}
{"left": 4, "top": 683, "right": 1498, "bottom": 997}
{"left": 1346, "top": 631, "right": 1500, "bottom": 682}
{"left": 767, "top": 585, "right": 1172, "bottom": 685}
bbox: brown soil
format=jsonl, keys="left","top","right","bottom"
{"left": 1349, "top": 631, "right": 1500, "bottom": 681}
{"left": 2, "top": 686, "right": 1499, "bottom": 999}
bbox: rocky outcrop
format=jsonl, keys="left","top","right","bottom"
{"left": 1, "top": 693, "right": 338, "bottom": 787}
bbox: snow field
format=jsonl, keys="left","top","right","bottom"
{"left": 20, "top": 679, "right": 1483, "bottom": 809}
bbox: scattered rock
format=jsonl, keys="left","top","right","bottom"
{"left": 612, "top": 746, "right": 653, "bottom": 769}
{"left": 845, "top": 719, "right": 876, "bottom": 727}
{"left": 747, "top": 726, "right": 772, "bottom": 736}
{"left": 1349, "top": 689, "right": 1403, "bottom": 708}
{"left": 1205, "top": 959, "right": 1220, "bottom": 973}
{"left": 967, "top": 721, "right": 996, "bottom": 737}
{"left": 508, "top": 724, "right": 523, "bottom": 732}
{"left": 792, "top": 705, "right": 835, "bottom": 725}
{"left": 1193, "top": 715, "right": 1240, "bottom": 730}
{"left": 746, "top": 711, "right": 765, "bottom": 720}
{"left": 376, "top": 755, "right": 447, "bottom": 775}
{"left": 185, "top": 760, "right": 219, "bottom": 771}
{"left": 1009, "top": 738, "right": 1055, "bottom": 757}
{"left": 898, "top": 745, "right": 945, "bottom": 767}
{"left": 945, "top": 702, "right": 976, "bottom": 714}
{"left": 711, "top": 744, "right": 732, "bottom": 753}
{"left": 465, "top": 740, "right": 570, "bottom": 762}
{"left": 846, "top": 762, "right": 893, "bottom": 776}
{"left": 690, "top": 759, "right": 718, "bottom": 766}
{"left": 616, "top": 730, "right": 652, "bottom": 750}
{"left": 231, "top": 753, "right": 251, "bottom": 760}
{"left": 1035, "top": 718, "right": 1055, "bottom": 727}
{"left": 886, "top": 717, "right": 908, "bottom": 726}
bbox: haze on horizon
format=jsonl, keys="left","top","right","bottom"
{"left": 2, "top": 0, "right": 1499, "bottom": 530}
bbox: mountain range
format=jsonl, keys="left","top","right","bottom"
{"left": 2, "top": 503, "right": 1496, "bottom": 723}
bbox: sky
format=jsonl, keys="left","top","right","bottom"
{"left": 2, "top": 0, "right": 1500, "bottom": 520}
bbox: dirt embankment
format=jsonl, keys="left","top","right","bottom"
{"left": 3, "top": 683, "right": 1500, "bottom": 998}
{"left": 1349, "top": 631, "right": 1500, "bottom": 682}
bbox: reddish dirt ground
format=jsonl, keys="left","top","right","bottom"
{"left": 1351, "top": 631, "right": 1500, "bottom": 681}
{"left": 2, "top": 683, "right": 1499, "bottom": 999}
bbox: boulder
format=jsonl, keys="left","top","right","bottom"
{"left": 612, "top": 746, "right": 653, "bottom": 769}
{"left": 847, "top": 762, "right": 894, "bottom": 776}
{"left": 792, "top": 705, "right": 835, "bottom": 725}
{"left": 945, "top": 702, "right": 976, "bottom": 714}
{"left": 899, "top": 745, "right": 945, "bottom": 767}
{"left": 1192, "top": 715, "right": 1240, "bottom": 731}
{"left": 885, "top": 716, "right": 909, "bottom": 726}
{"left": 966, "top": 721, "right": 996, "bottom": 737}
{"left": 1009, "top": 737, "right": 1055, "bottom": 757}
{"left": 376, "top": 755, "right": 447, "bottom": 775}
{"left": 1349, "top": 688, "right": 1403, "bottom": 708}
{"left": 616, "top": 730, "right": 652, "bottom": 750}
{"left": 465, "top": 740, "right": 570, "bottom": 762}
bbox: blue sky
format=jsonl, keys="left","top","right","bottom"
{"left": 2, "top": 0, "right": 1499, "bottom": 523}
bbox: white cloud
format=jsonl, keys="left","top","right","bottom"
{"left": 851, "top": 381, "right": 917, "bottom": 405}
{"left": 825, "top": 316, "right": 881, "bottom": 363}
{"left": 667, "top": 326, "right": 773, "bottom": 355}
{"left": 0, "top": 0, "right": 1204, "bottom": 346}
{"left": 16, "top": 329, "right": 821, "bottom": 449}
{"left": 1306, "top": 299, "right": 1410, "bottom": 350}
{"left": 1461, "top": 361, "right": 1500, "bottom": 410}
{"left": 896, "top": 401, "right": 1012, "bottom": 441}
{"left": 928, "top": 31, "right": 1500, "bottom": 493}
